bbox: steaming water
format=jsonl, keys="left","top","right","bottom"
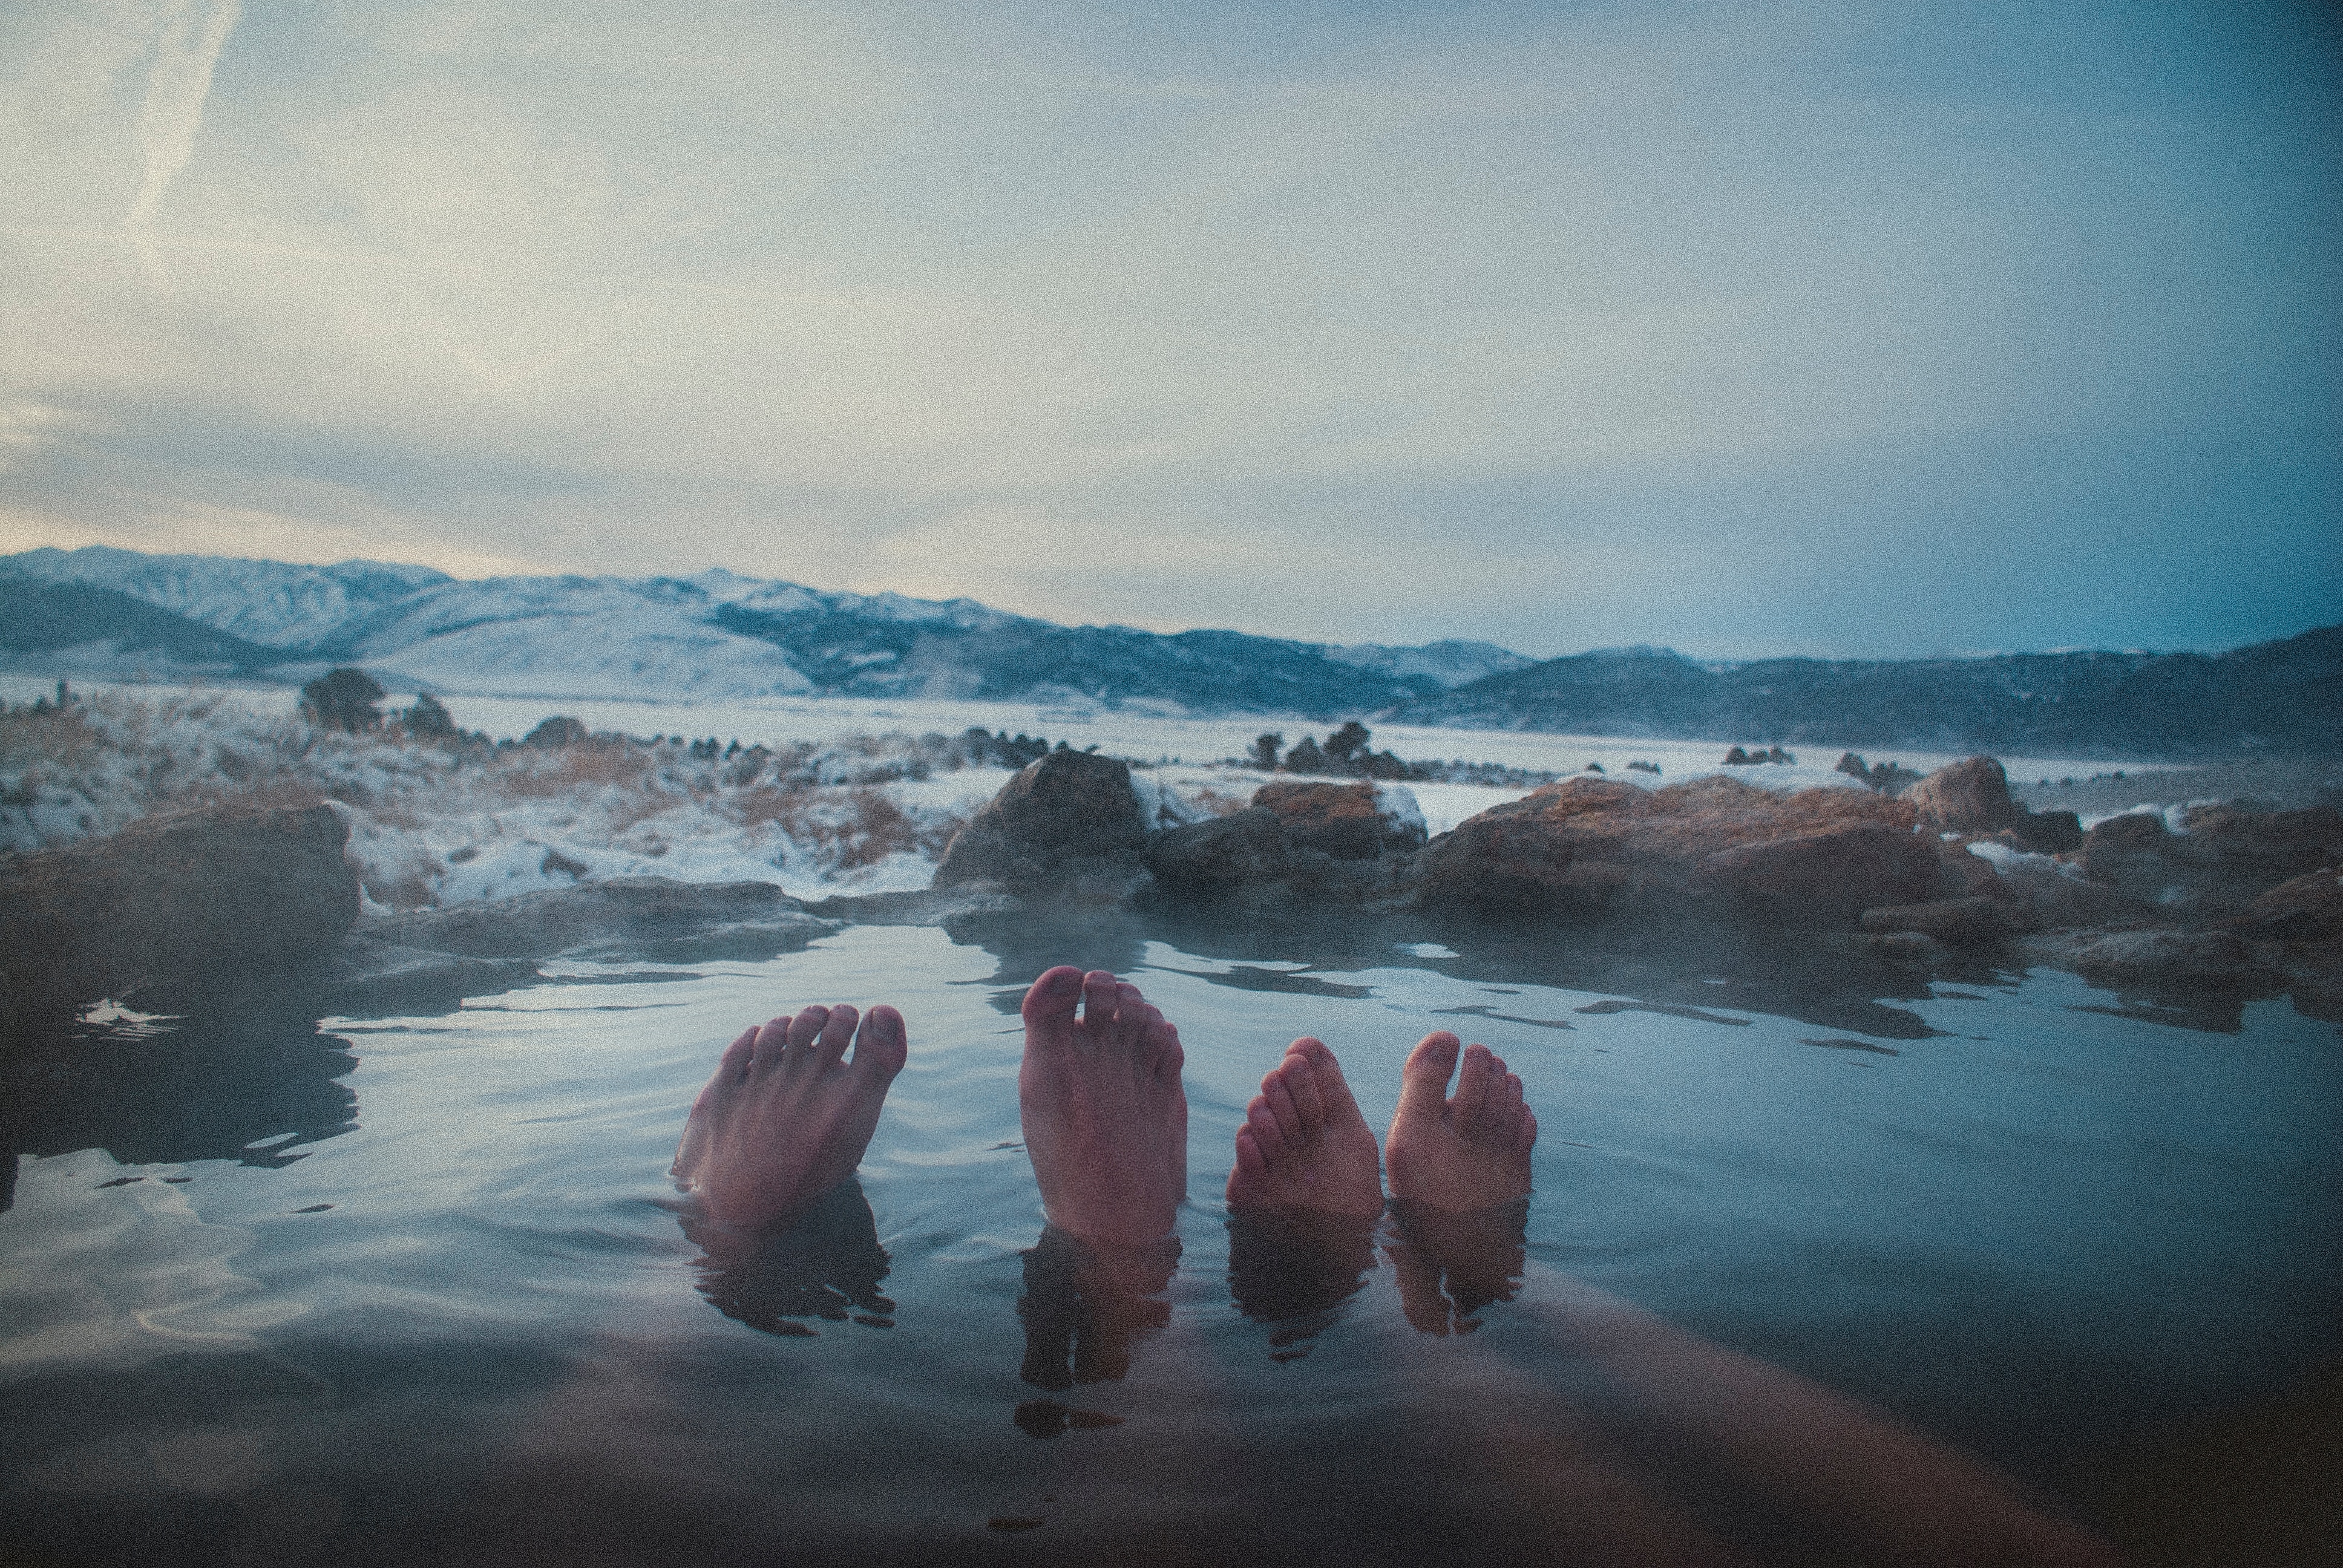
{"left": 4, "top": 923, "right": 2338, "bottom": 1566}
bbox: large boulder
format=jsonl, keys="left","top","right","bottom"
{"left": 1, "top": 803, "right": 361, "bottom": 1037}
{"left": 2018, "top": 927, "right": 2276, "bottom": 989}
{"left": 1689, "top": 825, "right": 1944, "bottom": 916}
{"left": 2078, "top": 805, "right": 2343, "bottom": 920}
{"left": 2226, "top": 867, "right": 2343, "bottom": 942}
{"left": 932, "top": 751, "right": 1149, "bottom": 900}
{"left": 1903, "top": 756, "right": 2080, "bottom": 853}
{"left": 1904, "top": 756, "right": 2023, "bottom": 835}
{"left": 1147, "top": 809, "right": 1310, "bottom": 901}
{"left": 1860, "top": 897, "right": 2027, "bottom": 948}
{"left": 1251, "top": 781, "right": 1426, "bottom": 860}
{"left": 1406, "top": 774, "right": 1930, "bottom": 921}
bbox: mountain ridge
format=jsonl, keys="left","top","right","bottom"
{"left": 4, "top": 545, "right": 2335, "bottom": 757}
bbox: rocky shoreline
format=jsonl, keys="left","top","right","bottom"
{"left": 3, "top": 752, "right": 2339, "bottom": 1045}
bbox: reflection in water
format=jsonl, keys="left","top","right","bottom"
{"left": 1385, "top": 1198, "right": 1529, "bottom": 1336}
{"left": 681, "top": 1180, "right": 894, "bottom": 1338}
{"left": 1225, "top": 1208, "right": 1377, "bottom": 1359}
{"left": 1015, "top": 1226, "right": 1178, "bottom": 1396}
{"left": 1, "top": 1005, "right": 359, "bottom": 1214}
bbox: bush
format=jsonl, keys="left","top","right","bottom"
{"left": 301, "top": 668, "right": 385, "bottom": 733}
{"left": 402, "top": 693, "right": 457, "bottom": 739}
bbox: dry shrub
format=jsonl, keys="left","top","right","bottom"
{"left": 0, "top": 704, "right": 104, "bottom": 771}
{"left": 489, "top": 741, "right": 656, "bottom": 800}
{"left": 727, "top": 783, "right": 802, "bottom": 832}
{"left": 1187, "top": 786, "right": 1251, "bottom": 818}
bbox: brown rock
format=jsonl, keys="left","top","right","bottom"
{"left": 2078, "top": 805, "right": 2343, "bottom": 920}
{"left": 1691, "top": 825, "right": 1945, "bottom": 915}
{"left": 1904, "top": 756, "right": 2082, "bottom": 853}
{"left": 2020, "top": 927, "right": 2275, "bottom": 988}
{"left": 1937, "top": 841, "right": 2025, "bottom": 903}
{"left": 2227, "top": 867, "right": 2343, "bottom": 942}
{"left": 1147, "top": 809, "right": 1305, "bottom": 899}
{"left": 1251, "top": 780, "right": 1425, "bottom": 860}
{"left": 1, "top": 803, "right": 360, "bottom": 1037}
{"left": 1860, "top": 897, "right": 2025, "bottom": 947}
{"left": 1407, "top": 773, "right": 1924, "bottom": 920}
{"left": 932, "top": 751, "right": 1148, "bottom": 897}
{"left": 1869, "top": 930, "right": 1955, "bottom": 965}
{"left": 1904, "top": 757, "right": 2027, "bottom": 837}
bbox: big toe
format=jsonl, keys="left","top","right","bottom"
{"left": 1291, "top": 1037, "right": 1363, "bottom": 1123}
{"left": 854, "top": 1005, "right": 908, "bottom": 1081}
{"left": 1395, "top": 1031, "right": 1462, "bottom": 1124}
{"left": 1021, "top": 966, "right": 1084, "bottom": 1038}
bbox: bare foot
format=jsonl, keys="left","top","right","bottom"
{"left": 1018, "top": 967, "right": 1188, "bottom": 1246}
{"left": 1383, "top": 1031, "right": 1535, "bottom": 1212}
{"left": 671, "top": 1004, "right": 908, "bottom": 1232}
{"left": 1225, "top": 1037, "right": 1385, "bottom": 1218}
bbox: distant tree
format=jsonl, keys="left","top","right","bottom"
{"left": 402, "top": 692, "right": 456, "bottom": 739}
{"left": 1250, "top": 733, "right": 1283, "bottom": 770}
{"left": 302, "top": 668, "right": 385, "bottom": 733}
{"left": 1323, "top": 721, "right": 1371, "bottom": 768}
{"left": 525, "top": 716, "right": 590, "bottom": 748}
{"left": 1283, "top": 736, "right": 1328, "bottom": 774}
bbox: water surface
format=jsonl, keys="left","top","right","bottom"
{"left": 4, "top": 923, "right": 2338, "bottom": 1565}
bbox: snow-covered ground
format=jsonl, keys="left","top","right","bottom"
{"left": 1, "top": 675, "right": 2173, "bottom": 912}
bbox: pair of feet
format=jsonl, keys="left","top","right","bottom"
{"left": 672, "top": 966, "right": 1536, "bottom": 1244}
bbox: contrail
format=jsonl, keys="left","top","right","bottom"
{"left": 126, "top": 0, "right": 243, "bottom": 232}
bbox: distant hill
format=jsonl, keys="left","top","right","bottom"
{"left": 0, "top": 578, "right": 283, "bottom": 671}
{"left": 0, "top": 546, "right": 1523, "bottom": 716}
{"left": 5, "top": 545, "right": 2332, "bottom": 757}
{"left": 1391, "top": 629, "right": 2343, "bottom": 758}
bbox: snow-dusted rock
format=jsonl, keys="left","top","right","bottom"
{"left": 1, "top": 803, "right": 359, "bottom": 1036}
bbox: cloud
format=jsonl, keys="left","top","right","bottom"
{"left": 126, "top": 0, "right": 241, "bottom": 231}
{"left": 0, "top": 0, "right": 2333, "bottom": 658}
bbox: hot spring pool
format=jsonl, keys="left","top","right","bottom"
{"left": 4, "top": 920, "right": 2338, "bottom": 1565}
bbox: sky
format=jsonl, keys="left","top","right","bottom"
{"left": 0, "top": 0, "right": 2336, "bottom": 662}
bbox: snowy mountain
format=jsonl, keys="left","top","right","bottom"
{"left": 1390, "top": 633, "right": 2343, "bottom": 758}
{"left": 1, "top": 546, "right": 450, "bottom": 654}
{"left": 0, "top": 546, "right": 1520, "bottom": 715}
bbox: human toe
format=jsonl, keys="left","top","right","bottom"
{"left": 1021, "top": 966, "right": 1084, "bottom": 1034}
{"left": 853, "top": 1005, "right": 909, "bottom": 1080}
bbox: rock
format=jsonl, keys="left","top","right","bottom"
{"left": 314, "top": 938, "right": 539, "bottom": 1013}
{"left": 2226, "top": 867, "right": 2343, "bottom": 942}
{"left": 1, "top": 803, "right": 361, "bottom": 1037}
{"left": 1993, "top": 811, "right": 2083, "bottom": 855}
{"left": 1406, "top": 773, "right": 1925, "bottom": 921}
{"left": 804, "top": 885, "right": 1025, "bottom": 927}
{"left": 2079, "top": 805, "right": 2343, "bottom": 920}
{"left": 1904, "top": 757, "right": 2026, "bottom": 836}
{"left": 1936, "top": 841, "right": 2025, "bottom": 903}
{"left": 1148, "top": 809, "right": 1312, "bottom": 901}
{"left": 2017, "top": 927, "right": 2276, "bottom": 988}
{"left": 1251, "top": 781, "right": 1427, "bottom": 860}
{"left": 1869, "top": 930, "right": 1955, "bottom": 966}
{"left": 1690, "top": 825, "right": 1944, "bottom": 916}
{"left": 1900, "top": 757, "right": 2080, "bottom": 853}
{"left": 1860, "top": 897, "right": 2026, "bottom": 947}
{"left": 932, "top": 751, "right": 1150, "bottom": 900}
{"left": 1976, "top": 851, "right": 2131, "bottom": 930}
{"left": 361, "top": 877, "right": 833, "bottom": 962}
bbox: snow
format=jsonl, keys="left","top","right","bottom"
{"left": 4, "top": 676, "right": 2167, "bottom": 915}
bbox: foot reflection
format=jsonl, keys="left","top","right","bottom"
{"left": 1385, "top": 1197, "right": 1529, "bottom": 1336}
{"left": 1225, "top": 1209, "right": 1377, "bottom": 1359}
{"left": 681, "top": 1178, "right": 894, "bottom": 1338}
{"left": 1016, "top": 1225, "right": 1178, "bottom": 1393}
